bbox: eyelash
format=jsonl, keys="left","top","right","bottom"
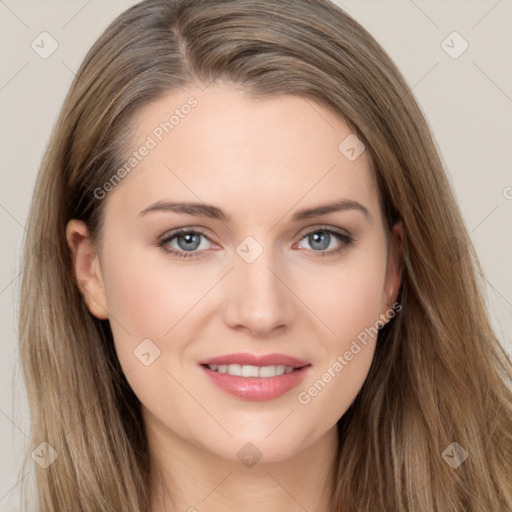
{"left": 157, "top": 226, "right": 354, "bottom": 260}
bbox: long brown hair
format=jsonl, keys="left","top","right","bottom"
{"left": 19, "top": 0, "right": 512, "bottom": 510}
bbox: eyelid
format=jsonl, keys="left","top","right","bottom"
{"left": 157, "top": 226, "right": 212, "bottom": 243}
{"left": 299, "top": 224, "right": 352, "bottom": 239}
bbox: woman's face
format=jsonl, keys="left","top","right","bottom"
{"left": 68, "top": 84, "right": 401, "bottom": 464}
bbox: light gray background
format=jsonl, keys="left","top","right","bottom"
{"left": 1, "top": 0, "right": 511, "bottom": 509}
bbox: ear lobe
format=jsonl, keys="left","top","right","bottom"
{"left": 66, "top": 219, "right": 109, "bottom": 319}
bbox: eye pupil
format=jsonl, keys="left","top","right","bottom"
{"left": 309, "top": 231, "right": 330, "bottom": 251}
{"left": 177, "top": 233, "right": 201, "bottom": 251}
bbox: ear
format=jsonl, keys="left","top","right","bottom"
{"left": 66, "top": 219, "right": 109, "bottom": 319}
{"left": 380, "top": 220, "right": 403, "bottom": 322}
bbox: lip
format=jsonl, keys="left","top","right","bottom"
{"left": 198, "top": 352, "right": 311, "bottom": 401}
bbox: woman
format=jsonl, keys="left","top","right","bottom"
{"left": 19, "top": 0, "right": 512, "bottom": 510}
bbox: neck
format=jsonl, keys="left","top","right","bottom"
{"left": 145, "top": 411, "right": 339, "bottom": 512}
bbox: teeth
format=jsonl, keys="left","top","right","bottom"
{"left": 207, "top": 364, "right": 296, "bottom": 377}
{"left": 241, "top": 365, "right": 259, "bottom": 377}
{"left": 227, "top": 364, "right": 242, "bottom": 376}
{"left": 261, "top": 365, "right": 283, "bottom": 377}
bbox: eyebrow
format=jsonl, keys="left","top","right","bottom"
{"left": 138, "top": 199, "right": 371, "bottom": 222}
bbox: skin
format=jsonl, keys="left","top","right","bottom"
{"left": 67, "top": 84, "right": 402, "bottom": 512}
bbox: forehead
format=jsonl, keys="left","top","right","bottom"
{"left": 104, "top": 85, "right": 381, "bottom": 225}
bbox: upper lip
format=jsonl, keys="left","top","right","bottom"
{"left": 199, "top": 352, "right": 311, "bottom": 368}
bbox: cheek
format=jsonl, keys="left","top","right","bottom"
{"left": 102, "top": 247, "right": 206, "bottom": 338}
{"left": 100, "top": 248, "right": 206, "bottom": 422}
{"left": 305, "top": 240, "right": 388, "bottom": 348}
{"left": 99, "top": 244, "right": 213, "bottom": 386}
{"left": 293, "top": 242, "right": 388, "bottom": 424}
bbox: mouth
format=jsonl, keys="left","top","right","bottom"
{"left": 198, "top": 353, "right": 311, "bottom": 401}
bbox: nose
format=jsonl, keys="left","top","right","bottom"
{"left": 223, "top": 243, "right": 296, "bottom": 338}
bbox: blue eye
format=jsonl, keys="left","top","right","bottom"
{"left": 296, "top": 228, "right": 353, "bottom": 256}
{"left": 171, "top": 232, "right": 202, "bottom": 251}
{"left": 158, "top": 226, "right": 353, "bottom": 259}
{"left": 158, "top": 229, "right": 212, "bottom": 259}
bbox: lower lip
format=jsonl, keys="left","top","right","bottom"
{"left": 200, "top": 365, "right": 311, "bottom": 401}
